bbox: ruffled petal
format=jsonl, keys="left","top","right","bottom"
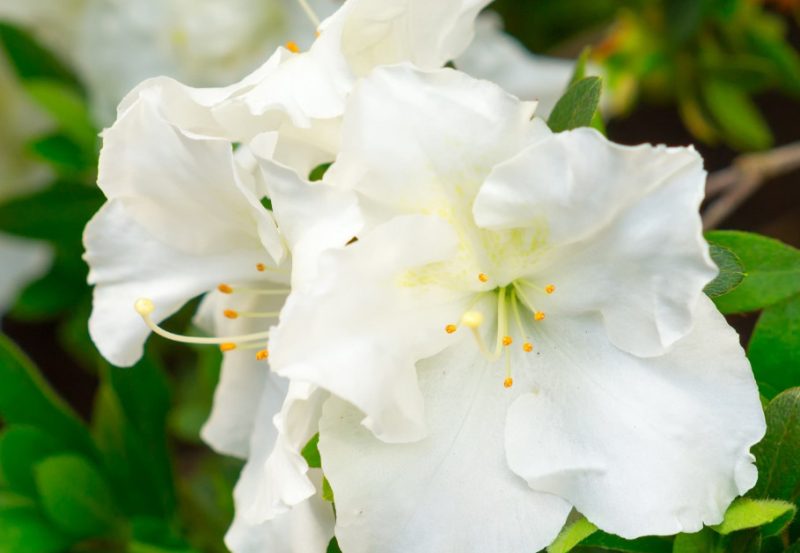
{"left": 505, "top": 296, "right": 765, "bottom": 538}
{"left": 319, "top": 345, "right": 572, "bottom": 553}
{"left": 474, "top": 128, "right": 717, "bottom": 356}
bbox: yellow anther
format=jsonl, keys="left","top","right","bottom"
{"left": 461, "top": 311, "right": 484, "bottom": 329}
{"left": 134, "top": 298, "right": 155, "bottom": 316}
{"left": 445, "top": 324, "right": 457, "bottom": 334}
{"left": 256, "top": 349, "right": 269, "bottom": 361}
{"left": 224, "top": 309, "right": 239, "bottom": 320}
{"left": 220, "top": 343, "right": 237, "bottom": 352}
{"left": 502, "top": 336, "right": 513, "bottom": 347}
{"left": 286, "top": 40, "right": 300, "bottom": 53}
{"left": 503, "top": 377, "right": 514, "bottom": 389}
{"left": 523, "top": 342, "right": 533, "bottom": 352}
{"left": 218, "top": 283, "right": 234, "bottom": 294}
{"left": 478, "top": 273, "right": 489, "bottom": 283}
{"left": 545, "top": 284, "right": 556, "bottom": 294}
{"left": 256, "top": 263, "right": 266, "bottom": 272}
{"left": 534, "top": 311, "right": 546, "bottom": 321}
{"left": 315, "top": 30, "right": 321, "bottom": 38}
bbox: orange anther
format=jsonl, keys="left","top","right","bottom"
{"left": 545, "top": 284, "right": 556, "bottom": 294}
{"left": 256, "top": 263, "right": 266, "bottom": 272}
{"left": 218, "top": 284, "right": 234, "bottom": 294}
{"left": 523, "top": 342, "right": 533, "bottom": 352}
{"left": 502, "top": 336, "right": 513, "bottom": 347}
{"left": 534, "top": 311, "right": 546, "bottom": 321}
{"left": 256, "top": 349, "right": 269, "bottom": 361}
{"left": 220, "top": 343, "right": 237, "bottom": 352}
{"left": 445, "top": 324, "right": 457, "bottom": 334}
{"left": 224, "top": 309, "right": 239, "bottom": 320}
{"left": 286, "top": 40, "right": 300, "bottom": 53}
{"left": 503, "top": 377, "right": 514, "bottom": 388}
{"left": 478, "top": 273, "right": 489, "bottom": 283}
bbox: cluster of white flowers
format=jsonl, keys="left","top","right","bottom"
{"left": 82, "top": 1, "right": 766, "bottom": 552}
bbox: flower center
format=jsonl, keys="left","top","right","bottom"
{"left": 445, "top": 273, "right": 556, "bottom": 389}
{"left": 134, "top": 262, "right": 288, "bottom": 361}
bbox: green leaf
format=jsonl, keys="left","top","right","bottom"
{"left": 705, "top": 231, "right": 800, "bottom": 313}
{"left": 568, "top": 47, "right": 592, "bottom": 87}
{"left": 751, "top": 389, "right": 800, "bottom": 504}
{"left": 673, "top": 529, "right": 717, "bottom": 553}
{"left": 548, "top": 517, "right": 598, "bottom": 553}
{"left": 704, "top": 243, "right": 745, "bottom": 298}
{"left": 309, "top": 162, "right": 333, "bottom": 182}
{"left": 0, "top": 334, "right": 96, "bottom": 459}
{"left": 11, "top": 251, "right": 88, "bottom": 319}
{"left": 727, "top": 530, "right": 762, "bottom": 553}
{"left": 0, "top": 22, "right": 81, "bottom": 89}
{"left": 0, "top": 504, "right": 72, "bottom": 553}
{"left": 35, "top": 454, "right": 120, "bottom": 538}
{"left": 0, "top": 426, "right": 64, "bottom": 497}
{"left": 713, "top": 498, "right": 796, "bottom": 536}
{"left": 322, "top": 477, "right": 334, "bottom": 503}
{"left": 24, "top": 80, "right": 98, "bottom": 154}
{"left": 748, "top": 293, "right": 800, "bottom": 398}
{"left": 327, "top": 537, "right": 343, "bottom": 553}
{"left": 301, "top": 433, "right": 322, "bottom": 469}
{"left": 702, "top": 80, "right": 773, "bottom": 151}
{"left": 29, "top": 133, "right": 95, "bottom": 175}
{"left": 664, "top": 0, "right": 704, "bottom": 44}
{"left": 580, "top": 531, "right": 672, "bottom": 553}
{"left": 547, "top": 77, "right": 603, "bottom": 133}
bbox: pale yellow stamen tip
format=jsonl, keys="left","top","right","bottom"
{"left": 503, "top": 377, "right": 514, "bottom": 389}
{"left": 256, "top": 263, "right": 266, "bottom": 272}
{"left": 545, "top": 284, "right": 556, "bottom": 294}
{"left": 218, "top": 283, "right": 234, "bottom": 294}
{"left": 134, "top": 298, "right": 155, "bottom": 316}
{"left": 461, "top": 311, "right": 484, "bottom": 329}
{"left": 534, "top": 311, "right": 546, "bottom": 321}
{"left": 502, "top": 336, "right": 513, "bottom": 347}
{"left": 315, "top": 30, "right": 321, "bottom": 38}
{"left": 523, "top": 342, "right": 533, "bottom": 352}
{"left": 478, "top": 273, "right": 489, "bottom": 283}
{"left": 256, "top": 349, "right": 269, "bottom": 361}
{"left": 286, "top": 40, "right": 300, "bottom": 53}
{"left": 220, "top": 343, "right": 237, "bottom": 352}
{"left": 224, "top": 309, "right": 239, "bottom": 320}
{"left": 445, "top": 324, "right": 457, "bottom": 334}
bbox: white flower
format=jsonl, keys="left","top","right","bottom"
{"left": 265, "top": 64, "right": 766, "bottom": 552}
{"left": 0, "top": 53, "right": 52, "bottom": 315}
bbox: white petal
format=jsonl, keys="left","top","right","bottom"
{"left": 474, "top": 128, "right": 717, "bottom": 356}
{"left": 505, "top": 296, "right": 765, "bottom": 538}
{"left": 226, "top": 470, "right": 334, "bottom": 553}
{"left": 84, "top": 201, "right": 277, "bottom": 367}
{"left": 319, "top": 345, "right": 572, "bottom": 553}
{"left": 0, "top": 234, "right": 52, "bottom": 314}
{"left": 329, "top": 64, "right": 537, "bottom": 218}
{"left": 456, "top": 13, "right": 576, "bottom": 116}
{"left": 98, "top": 84, "right": 284, "bottom": 262}
{"left": 270, "top": 215, "right": 466, "bottom": 442}
{"left": 197, "top": 290, "right": 289, "bottom": 458}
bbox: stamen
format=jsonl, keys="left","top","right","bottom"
{"left": 534, "top": 311, "right": 546, "bottom": 321}
{"left": 545, "top": 284, "right": 556, "bottom": 294}
{"left": 224, "top": 309, "right": 239, "bottom": 319}
{"left": 504, "top": 377, "right": 514, "bottom": 388}
{"left": 216, "top": 284, "right": 289, "bottom": 296}
{"left": 503, "top": 345, "right": 513, "bottom": 388}
{"left": 135, "top": 298, "right": 271, "bottom": 346}
{"left": 461, "top": 310, "right": 495, "bottom": 360}
{"left": 256, "top": 349, "right": 269, "bottom": 361}
{"left": 220, "top": 343, "right": 237, "bottom": 352}
{"left": 445, "top": 324, "right": 457, "bottom": 334}
{"left": 523, "top": 342, "right": 533, "bottom": 352}
{"left": 218, "top": 283, "right": 234, "bottom": 294}
{"left": 286, "top": 40, "right": 301, "bottom": 54}
{"left": 256, "top": 263, "right": 266, "bottom": 272}
{"left": 296, "top": 0, "right": 321, "bottom": 27}
{"left": 502, "top": 336, "right": 513, "bottom": 346}
{"left": 478, "top": 273, "right": 489, "bottom": 283}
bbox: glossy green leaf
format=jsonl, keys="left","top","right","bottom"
{"left": 705, "top": 231, "right": 800, "bottom": 314}
{"left": 0, "top": 426, "right": 64, "bottom": 497}
{"left": 0, "top": 504, "right": 72, "bottom": 553}
{"left": 548, "top": 517, "right": 597, "bottom": 553}
{"left": 748, "top": 293, "right": 800, "bottom": 398}
{"left": 702, "top": 80, "right": 773, "bottom": 151}
{"left": 712, "top": 498, "right": 796, "bottom": 536}
{"left": 35, "top": 454, "right": 120, "bottom": 538}
{"left": 704, "top": 243, "right": 745, "bottom": 298}
{"left": 548, "top": 77, "right": 603, "bottom": 132}
{"left": 0, "top": 334, "right": 96, "bottom": 458}
{"left": 751, "top": 389, "right": 800, "bottom": 504}
{"left": 0, "top": 22, "right": 81, "bottom": 89}
{"left": 673, "top": 529, "right": 717, "bottom": 553}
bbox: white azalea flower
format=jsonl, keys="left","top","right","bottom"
{"left": 0, "top": 53, "right": 52, "bottom": 315}
{"left": 264, "top": 65, "right": 766, "bottom": 552}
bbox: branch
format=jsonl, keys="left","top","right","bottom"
{"left": 703, "top": 141, "right": 800, "bottom": 229}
